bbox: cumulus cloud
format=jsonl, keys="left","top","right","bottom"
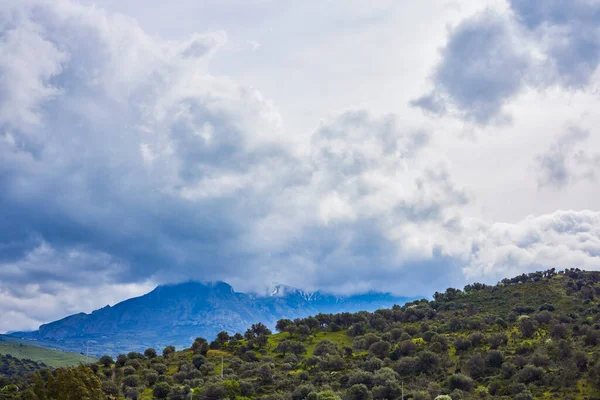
{"left": 412, "top": 0, "right": 600, "bottom": 123}
{"left": 510, "top": 0, "right": 600, "bottom": 87}
{"left": 1, "top": 0, "right": 600, "bottom": 332}
{"left": 464, "top": 210, "right": 600, "bottom": 283}
{"left": 536, "top": 127, "right": 600, "bottom": 188}
{"left": 411, "top": 11, "right": 531, "bottom": 124}
{"left": 0, "top": 1, "right": 467, "bottom": 315}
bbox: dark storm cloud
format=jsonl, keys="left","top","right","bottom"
{"left": 0, "top": 1, "right": 474, "bottom": 302}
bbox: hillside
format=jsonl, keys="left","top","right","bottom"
{"left": 0, "top": 337, "right": 93, "bottom": 368}
{"left": 8, "top": 268, "right": 600, "bottom": 399}
{"left": 10, "top": 281, "right": 413, "bottom": 356}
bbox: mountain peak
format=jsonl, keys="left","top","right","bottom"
{"left": 267, "top": 283, "right": 318, "bottom": 301}
{"left": 12, "top": 280, "right": 416, "bottom": 356}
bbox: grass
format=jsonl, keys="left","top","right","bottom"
{"left": 266, "top": 329, "right": 353, "bottom": 358}
{"left": 0, "top": 341, "right": 93, "bottom": 368}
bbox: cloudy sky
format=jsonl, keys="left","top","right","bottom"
{"left": 1, "top": 0, "right": 600, "bottom": 332}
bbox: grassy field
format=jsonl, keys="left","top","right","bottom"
{"left": 0, "top": 341, "right": 93, "bottom": 368}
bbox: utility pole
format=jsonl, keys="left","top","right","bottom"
{"left": 401, "top": 381, "right": 404, "bottom": 400}
{"left": 221, "top": 355, "right": 224, "bottom": 378}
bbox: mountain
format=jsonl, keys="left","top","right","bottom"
{"left": 9, "top": 281, "right": 415, "bottom": 356}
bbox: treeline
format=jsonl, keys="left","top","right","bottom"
{"left": 6, "top": 268, "right": 600, "bottom": 399}
{"left": 0, "top": 353, "right": 47, "bottom": 389}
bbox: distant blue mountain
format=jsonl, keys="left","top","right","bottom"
{"left": 10, "top": 281, "right": 418, "bottom": 356}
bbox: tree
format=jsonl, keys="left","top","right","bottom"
{"left": 99, "top": 355, "right": 113, "bottom": 367}
{"left": 276, "top": 319, "right": 293, "bottom": 333}
{"left": 274, "top": 340, "right": 292, "bottom": 357}
{"left": 317, "top": 390, "right": 341, "bottom": 400}
{"left": 144, "top": 348, "right": 157, "bottom": 359}
{"left": 167, "top": 385, "right": 190, "bottom": 399}
{"left": 252, "top": 334, "right": 269, "bottom": 348}
{"left": 251, "top": 322, "right": 272, "bottom": 336}
{"left": 519, "top": 318, "right": 537, "bottom": 338}
{"left": 448, "top": 374, "right": 474, "bottom": 392}
{"left": 153, "top": 382, "right": 171, "bottom": 399}
{"left": 116, "top": 354, "right": 128, "bottom": 367}
{"left": 298, "top": 325, "right": 311, "bottom": 337}
{"left": 284, "top": 325, "right": 297, "bottom": 338}
{"left": 217, "top": 331, "right": 231, "bottom": 345}
{"left": 347, "top": 384, "right": 373, "bottom": 400}
{"left": 486, "top": 350, "right": 504, "bottom": 368}
{"left": 145, "top": 372, "right": 159, "bottom": 386}
{"left": 466, "top": 353, "right": 485, "bottom": 379}
{"left": 101, "top": 381, "right": 119, "bottom": 397}
{"left": 222, "top": 380, "right": 241, "bottom": 400}
{"left": 313, "top": 340, "right": 341, "bottom": 357}
{"left": 122, "top": 374, "right": 140, "bottom": 388}
{"left": 162, "top": 346, "right": 176, "bottom": 358}
{"left": 192, "top": 355, "right": 206, "bottom": 369}
{"left": 368, "top": 341, "right": 390, "bottom": 359}
{"left": 127, "top": 352, "right": 144, "bottom": 360}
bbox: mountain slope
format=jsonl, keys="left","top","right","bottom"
{"left": 12, "top": 268, "right": 600, "bottom": 400}
{"left": 10, "top": 281, "right": 414, "bottom": 356}
{"left": 0, "top": 336, "right": 92, "bottom": 368}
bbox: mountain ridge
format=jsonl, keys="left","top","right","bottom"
{"left": 10, "top": 281, "right": 416, "bottom": 356}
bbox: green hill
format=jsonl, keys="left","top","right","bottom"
{"left": 7, "top": 268, "right": 600, "bottom": 399}
{"left": 0, "top": 338, "right": 93, "bottom": 368}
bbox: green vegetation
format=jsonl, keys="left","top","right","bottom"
{"left": 7, "top": 268, "right": 600, "bottom": 399}
{"left": 0, "top": 341, "right": 92, "bottom": 368}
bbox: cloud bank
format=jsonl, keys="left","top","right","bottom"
{"left": 1, "top": 0, "right": 600, "bottom": 332}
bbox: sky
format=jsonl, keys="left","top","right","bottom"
{"left": 1, "top": 0, "right": 600, "bottom": 333}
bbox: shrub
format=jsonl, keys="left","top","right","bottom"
{"left": 347, "top": 384, "right": 373, "bottom": 400}
{"left": 486, "top": 350, "right": 504, "bottom": 368}
{"left": 99, "top": 355, "right": 113, "bottom": 367}
{"left": 448, "top": 374, "right": 474, "bottom": 392}
{"left": 516, "top": 365, "right": 544, "bottom": 384}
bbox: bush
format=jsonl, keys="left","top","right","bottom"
{"left": 516, "top": 365, "right": 544, "bottom": 383}
{"left": 454, "top": 338, "right": 471, "bottom": 352}
{"left": 99, "top": 355, "right": 114, "bottom": 367}
{"left": 152, "top": 363, "right": 168, "bottom": 375}
{"left": 153, "top": 382, "right": 171, "bottom": 399}
{"left": 368, "top": 341, "right": 391, "bottom": 358}
{"left": 144, "top": 348, "right": 157, "bottom": 359}
{"left": 121, "top": 374, "right": 140, "bottom": 388}
{"left": 486, "top": 350, "right": 504, "bottom": 368}
{"left": 519, "top": 318, "right": 537, "bottom": 338}
{"left": 162, "top": 346, "right": 175, "bottom": 358}
{"left": 448, "top": 374, "right": 474, "bottom": 392}
{"left": 466, "top": 353, "right": 485, "bottom": 379}
{"left": 145, "top": 372, "right": 159, "bottom": 386}
{"left": 347, "top": 384, "right": 373, "bottom": 400}
{"left": 317, "top": 390, "right": 341, "bottom": 400}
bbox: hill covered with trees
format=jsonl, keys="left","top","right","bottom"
{"left": 6, "top": 268, "right": 600, "bottom": 399}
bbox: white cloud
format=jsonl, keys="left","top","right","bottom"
{"left": 1, "top": 0, "right": 600, "bottom": 332}
{"left": 464, "top": 210, "right": 600, "bottom": 282}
